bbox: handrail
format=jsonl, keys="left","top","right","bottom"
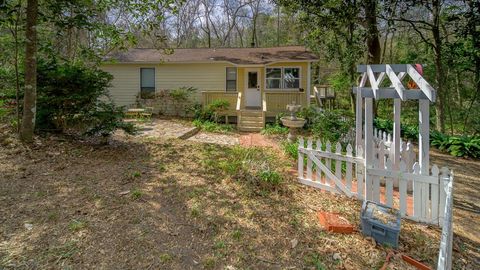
{"left": 236, "top": 92, "right": 242, "bottom": 111}
{"left": 262, "top": 92, "right": 267, "bottom": 113}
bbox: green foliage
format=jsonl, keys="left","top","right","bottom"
{"left": 374, "top": 118, "right": 418, "bottom": 140}
{"left": 36, "top": 59, "right": 135, "bottom": 137}
{"left": 261, "top": 123, "right": 289, "bottom": 136}
{"left": 203, "top": 145, "right": 285, "bottom": 193}
{"left": 206, "top": 99, "right": 230, "bottom": 112}
{"left": 169, "top": 86, "right": 196, "bottom": 102}
{"left": 193, "top": 119, "right": 234, "bottom": 133}
{"left": 282, "top": 141, "right": 298, "bottom": 160}
{"left": 258, "top": 170, "right": 282, "bottom": 186}
{"left": 430, "top": 133, "right": 480, "bottom": 158}
{"left": 299, "top": 107, "right": 354, "bottom": 143}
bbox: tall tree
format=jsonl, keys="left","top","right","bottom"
{"left": 20, "top": 0, "right": 38, "bottom": 142}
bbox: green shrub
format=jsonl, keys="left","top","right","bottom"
{"left": 193, "top": 119, "right": 234, "bottom": 133}
{"left": 258, "top": 170, "right": 282, "bottom": 186}
{"left": 169, "top": 86, "right": 197, "bottom": 116}
{"left": 36, "top": 59, "right": 135, "bottom": 138}
{"left": 261, "top": 123, "right": 289, "bottom": 136}
{"left": 298, "top": 108, "right": 354, "bottom": 143}
{"left": 193, "top": 99, "right": 230, "bottom": 122}
{"left": 282, "top": 140, "right": 299, "bottom": 160}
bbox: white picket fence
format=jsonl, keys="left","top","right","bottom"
{"left": 298, "top": 137, "right": 453, "bottom": 226}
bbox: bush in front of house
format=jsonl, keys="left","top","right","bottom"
{"left": 298, "top": 107, "right": 355, "bottom": 144}
{"left": 36, "top": 58, "right": 135, "bottom": 139}
{"left": 192, "top": 99, "right": 234, "bottom": 133}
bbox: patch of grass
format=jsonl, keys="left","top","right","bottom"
{"left": 47, "top": 240, "right": 79, "bottom": 262}
{"left": 68, "top": 219, "right": 87, "bottom": 232}
{"left": 261, "top": 123, "right": 289, "bottom": 136}
{"left": 213, "top": 240, "right": 226, "bottom": 250}
{"left": 202, "top": 256, "right": 216, "bottom": 269}
{"left": 305, "top": 253, "right": 327, "bottom": 270}
{"left": 47, "top": 211, "right": 59, "bottom": 221}
{"left": 282, "top": 140, "right": 298, "bottom": 160}
{"left": 130, "top": 188, "right": 143, "bottom": 200}
{"left": 132, "top": 171, "right": 141, "bottom": 178}
{"left": 158, "top": 164, "right": 166, "bottom": 172}
{"left": 193, "top": 119, "right": 234, "bottom": 133}
{"left": 231, "top": 230, "right": 242, "bottom": 241}
{"left": 190, "top": 203, "right": 201, "bottom": 218}
{"left": 159, "top": 253, "right": 173, "bottom": 263}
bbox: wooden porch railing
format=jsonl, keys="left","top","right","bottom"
{"left": 201, "top": 91, "right": 238, "bottom": 114}
{"left": 264, "top": 91, "right": 307, "bottom": 116}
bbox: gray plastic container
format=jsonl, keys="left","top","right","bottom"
{"left": 361, "top": 200, "right": 401, "bottom": 248}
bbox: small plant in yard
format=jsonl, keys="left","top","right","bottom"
{"left": 130, "top": 188, "right": 143, "bottom": 200}
{"left": 258, "top": 169, "right": 282, "bottom": 186}
{"left": 282, "top": 140, "right": 299, "bottom": 160}
{"left": 193, "top": 119, "right": 234, "bottom": 133}
{"left": 231, "top": 229, "right": 242, "bottom": 241}
{"left": 131, "top": 171, "right": 141, "bottom": 178}
{"left": 159, "top": 253, "right": 173, "bottom": 263}
{"left": 261, "top": 123, "right": 289, "bottom": 136}
{"left": 68, "top": 219, "right": 87, "bottom": 232}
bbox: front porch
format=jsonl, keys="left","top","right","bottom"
{"left": 201, "top": 90, "right": 308, "bottom": 131}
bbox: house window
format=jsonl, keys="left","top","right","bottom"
{"left": 283, "top": 68, "right": 300, "bottom": 89}
{"left": 226, "top": 67, "right": 237, "bottom": 91}
{"left": 140, "top": 68, "right": 155, "bottom": 99}
{"left": 266, "top": 68, "right": 282, "bottom": 89}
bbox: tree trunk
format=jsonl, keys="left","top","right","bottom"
{"left": 432, "top": 0, "right": 446, "bottom": 132}
{"left": 20, "top": 0, "right": 38, "bottom": 143}
{"left": 365, "top": 0, "right": 381, "bottom": 64}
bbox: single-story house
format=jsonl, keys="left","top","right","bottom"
{"left": 101, "top": 46, "right": 319, "bottom": 131}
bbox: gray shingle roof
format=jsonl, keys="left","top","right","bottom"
{"left": 105, "top": 46, "right": 318, "bottom": 65}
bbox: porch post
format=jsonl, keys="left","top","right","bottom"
{"left": 364, "top": 97, "right": 374, "bottom": 200}
{"left": 419, "top": 99, "right": 430, "bottom": 174}
{"left": 393, "top": 99, "right": 401, "bottom": 186}
{"left": 355, "top": 88, "right": 363, "bottom": 155}
{"left": 307, "top": 62, "right": 311, "bottom": 106}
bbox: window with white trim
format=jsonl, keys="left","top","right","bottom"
{"left": 226, "top": 67, "right": 237, "bottom": 91}
{"left": 140, "top": 68, "right": 155, "bottom": 99}
{"left": 266, "top": 68, "right": 282, "bottom": 89}
{"left": 265, "top": 67, "right": 300, "bottom": 89}
{"left": 283, "top": 68, "right": 300, "bottom": 89}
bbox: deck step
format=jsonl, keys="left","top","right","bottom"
{"left": 238, "top": 110, "right": 264, "bottom": 131}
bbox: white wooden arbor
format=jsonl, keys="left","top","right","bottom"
{"left": 353, "top": 64, "right": 435, "bottom": 178}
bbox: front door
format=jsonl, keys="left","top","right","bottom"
{"left": 245, "top": 69, "right": 261, "bottom": 108}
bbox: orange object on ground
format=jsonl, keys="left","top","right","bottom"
{"left": 317, "top": 212, "right": 355, "bottom": 233}
{"left": 402, "top": 254, "right": 432, "bottom": 270}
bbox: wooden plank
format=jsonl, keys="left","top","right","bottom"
{"left": 356, "top": 146, "right": 364, "bottom": 200}
{"left": 299, "top": 177, "right": 334, "bottom": 191}
{"left": 306, "top": 152, "right": 352, "bottom": 197}
{"left": 357, "top": 64, "right": 409, "bottom": 73}
{"left": 385, "top": 159, "right": 394, "bottom": 207}
{"left": 366, "top": 65, "right": 379, "bottom": 98}
{"left": 300, "top": 148, "right": 363, "bottom": 163}
{"left": 372, "top": 143, "right": 382, "bottom": 203}
{"left": 366, "top": 169, "right": 439, "bottom": 184}
{"left": 325, "top": 141, "right": 334, "bottom": 192}
{"left": 419, "top": 100, "right": 430, "bottom": 175}
{"left": 352, "top": 87, "right": 435, "bottom": 100}
{"left": 386, "top": 65, "right": 406, "bottom": 100}
{"left": 393, "top": 99, "right": 401, "bottom": 188}
{"left": 407, "top": 64, "right": 435, "bottom": 102}
{"left": 399, "top": 161, "right": 408, "bottom": 216}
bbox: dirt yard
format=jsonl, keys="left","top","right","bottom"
{"left": 0, "top": 126, "right": 478, "bottom": 269}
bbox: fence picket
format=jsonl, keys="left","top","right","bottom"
{"left": 356, "top": 146, "right": 364, "bottom": 200}
{"left": 307, "top": 139, "right": 313, "bottom": 181}
{"left": 315, "top": 140, "right": 322, "bottom": 184}
{"left": 346, "top": 144, "right": 353, "bottom": 191}
{"left": 326, "top": 141, "right": 334, "bottom": 192}
{"left": 385, "top": 158, "right": 394, "bottom": 207}
{"left": 335, "top": 142, "right": 342, "bottom": 193}
{"left": 399, "top": 161, "right": 408, "bottom": 216}
{"left": 431, "top": 165, "right": 440, "bottom": 224}
{"left": 298, "top": 137, "right": 304, "bottom": 179}
{"left": 439, "top": 167, "right": 450, "bottom": 225}
{"left": 412, "top": 163, "right": 422, "bottom": 220}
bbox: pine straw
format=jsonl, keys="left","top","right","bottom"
{"left": 0, "top": 131, "right": 477, "bottom": 269}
